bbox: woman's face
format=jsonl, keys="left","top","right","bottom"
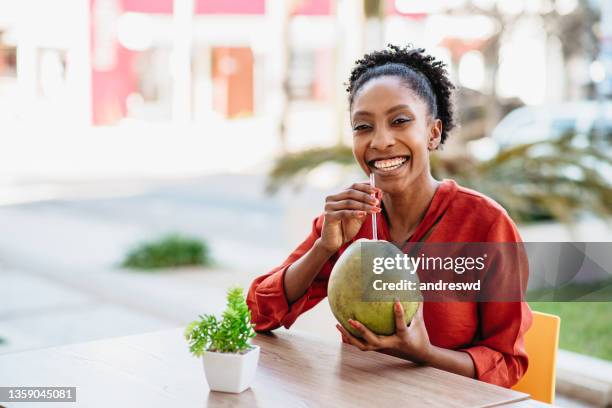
{"left": 350, "top": 75, "right": 441, "bottom": 195}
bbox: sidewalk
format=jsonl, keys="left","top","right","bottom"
{"left": 0, "top": 266, "right": 173, "bottom": 354}
{"left": 0, "top": 175, "right": 610, "bottom": 407}
{"left": 0, "top": 174, "right": 336, "bottom": 354}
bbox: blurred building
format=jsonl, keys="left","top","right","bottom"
{"left": 0, "top": 0, "right": 605, "bottom": 141}
{"left": 0, "top": 0, "right": 343, "bottom": 127}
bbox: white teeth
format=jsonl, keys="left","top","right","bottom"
{"left": 373, "top": 156, "right": 408, "bottom": 171}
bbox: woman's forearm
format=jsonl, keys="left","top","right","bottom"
{"left": 424, "top": 346, "right": 476, "bottom": 379}
{"left": 283, "top": 238, "right": 335, "bottom": 304}
{"left": 381, "top": 345, "right": 475, "bottom": 379}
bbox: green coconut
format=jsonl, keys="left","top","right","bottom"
{"left": 328, "top": 238, "right": 421, "bottom": 337}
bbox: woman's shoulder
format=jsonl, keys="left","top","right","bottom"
{"left": 441, "top": 180, "right": 521, "bottom": 241}
{"left": 452, "top": 182, "right": 508, "bottom": 217}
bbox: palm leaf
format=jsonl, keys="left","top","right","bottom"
{"left": 265, "top": 145, "right": 355, "bottom": 193}
{"left": 267, "top": 132, "right": 611, "bottom": 224}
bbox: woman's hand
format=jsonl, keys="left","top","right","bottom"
{"left": 336, "top": 302, "right": 432, "bottom": 364}
{"left": 319, "top": 182, "right": 381, "bottom": 254}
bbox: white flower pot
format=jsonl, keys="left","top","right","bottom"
{"left": 202, "top": 345, "right": 260, "bottom": 393}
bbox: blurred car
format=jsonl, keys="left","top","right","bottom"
{"left": 491, "top": 101, "right": 612, "bottom": 148}
{"left": 468, "top": 101, "right": 612, "bottom": 161}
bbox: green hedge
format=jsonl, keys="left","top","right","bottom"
{"left": 122, "top": 234, "right": 211, "bottom": 270}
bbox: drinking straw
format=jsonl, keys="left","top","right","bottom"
{"left": 370, "top": 172, "right": 378, "bottom": 240}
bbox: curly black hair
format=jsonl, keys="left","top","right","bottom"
{"left": 346, "top": 44, "right": 455, "bottom": 145}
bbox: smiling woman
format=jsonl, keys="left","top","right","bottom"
{"left": 247, "top": 45, "right": 532, "bottom": 389}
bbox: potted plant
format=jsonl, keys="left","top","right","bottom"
{"left": 184, "top": 287, "right": 258, "bottom": 393}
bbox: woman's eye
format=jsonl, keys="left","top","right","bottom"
{"left": 392, "top": 118, "right": 410, "bottom": 125}
{"left": 353, "top": 124, "right": 371, "bottom": 131}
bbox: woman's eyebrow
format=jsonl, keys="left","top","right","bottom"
{"left": 352, "top": 110, "right": 373, "bottom": 118}
{"left": 352, "top": 104, "right": 411, "bottom": 118}
{"left": 385, "top": 104, "right": 411, "bottom": 114}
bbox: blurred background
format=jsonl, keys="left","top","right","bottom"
{"left": 0, "top": 0, "right": 611, "bottom": 405}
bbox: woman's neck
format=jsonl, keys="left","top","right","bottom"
{"left": 382, "top": 174, "right": 440, "bottom": 244}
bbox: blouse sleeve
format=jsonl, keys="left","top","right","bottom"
{"left": 460, "top": 214, "right": 533, "bottom": 388}
{"left": 246, "top": 214, "right": 334, "bottom": 332}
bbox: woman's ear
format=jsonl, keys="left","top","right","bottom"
{"left": 428, "top": 119, "right": 443, "bottom": 151}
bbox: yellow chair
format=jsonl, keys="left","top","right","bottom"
{"left": 512, "top": 311, "right": 561, "bottom": 404}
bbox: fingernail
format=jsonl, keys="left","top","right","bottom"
{"left": 372, "top": 207, "right": 381, "bottom": 213}
{"left": 348, "top": 320, "right": 359, "bottom": 328}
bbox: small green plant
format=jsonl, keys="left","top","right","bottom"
{"left": 184, "top": 287, "right": 256, "bottom": 356}
{"left": 122, "top": 233, "right": 211, "bottom": 270}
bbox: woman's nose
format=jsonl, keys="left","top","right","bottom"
{"left": 369, "top": 129, "right": 396, "bottom": 150}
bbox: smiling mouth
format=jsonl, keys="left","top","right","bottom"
{"left": 368, "top": 155, "right": 410, "bottom": 172}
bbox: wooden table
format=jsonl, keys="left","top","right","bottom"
{"left": 0, "top": 328, "right": 533, "bottom": 407}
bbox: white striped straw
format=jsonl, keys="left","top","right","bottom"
{"left": 370, "top": 172, "right": 377, "bottom": 241}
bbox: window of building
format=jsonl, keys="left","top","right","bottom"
{"left": 0, "top": 31, "right": 17, "bottom": 78}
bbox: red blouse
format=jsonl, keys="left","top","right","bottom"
{"left": 247, "top": 179, "right": 532, "bottom": 388}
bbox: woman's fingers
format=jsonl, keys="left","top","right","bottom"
{"left": 337, "top": 326, "right": 349, "bottom": 343}
{"left": 325, "top": 199, "right": 381, "bottom": 213}
{"left": 406, "top": 303, "right": 425, "bottom": 332}
{"left": 347, "top": 319, "right": 381, "bottom": 348}
{"left": 393, "top": 301, "right": 408, "bottom": 334}
{"left": 326, "top": 188, "right": 378, "bottom": 207}
{"left": 323, "top": 183, "right": 383, "bottom": 225}
{"left": 325, "top": 209, "right": 367, "bottom": 222}
{"left": 349, "top": 182, "right": 380, "bottom": 195}
{"left": 336, "top": 324, "right": 369, "bottom": 351}
{"left": 414, "top": 302, "right": 424, "bottom": 322}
